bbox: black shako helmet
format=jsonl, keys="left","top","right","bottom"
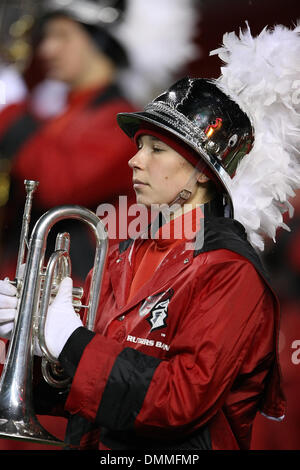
{"left": 117, "top": 77, "right": 254, "bottom": 216}
{"left": 37, "top": 0, "right": 128, "bottom": 67}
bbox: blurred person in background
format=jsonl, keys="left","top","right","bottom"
{"left": 0, "top": 0, "right": 199, "bottom": 283}
{"left": 0, "top": 0, "right": 199, "bottom": 450}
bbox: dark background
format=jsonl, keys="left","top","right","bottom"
{"left": 188, "top": 0, "right": 299, "bottom": 78}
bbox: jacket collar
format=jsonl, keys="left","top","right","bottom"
{"left": 109, "top": 195, "right": 227, "bottom": 312}
{"left": 109, "top": 236, "right": 195, "bottom": 313}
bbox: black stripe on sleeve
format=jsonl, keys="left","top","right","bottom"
{"left": 96, "top": 347, "right": 161, "bottom": 431}
{"left": 59, "top": 326, "right": 95, "bottom": 378}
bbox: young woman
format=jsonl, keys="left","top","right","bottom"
{"left": 1, "top": 24, "right": 299, "bottom": 450}
{"left": 0, "top": 77, "right": 286, "bottom": 450}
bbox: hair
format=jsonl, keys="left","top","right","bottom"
{"left": 33, "top": 11, "right": 128, "bottom": 68}
{"left": 81, "top": 23, "right": 128, "bottom": 68}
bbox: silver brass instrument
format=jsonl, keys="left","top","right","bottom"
{"left": 0, "top": 180, "right": 108, "bottom": 446}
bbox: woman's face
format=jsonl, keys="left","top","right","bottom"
{"left": 128, "top": 135, "right": 200, "bottom": 207}
{"left": 37, "top": 16, "right": 98, "bottom": 84}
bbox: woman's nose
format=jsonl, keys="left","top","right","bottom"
{"left": 128, "top": 149, "right": 144, "bottom": 169}
{"left": 38, "top": 36, "right": 59, "bottom": 60}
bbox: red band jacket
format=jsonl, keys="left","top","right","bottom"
{"left": 37, "top": 210, "right": 286, "bottom": 450}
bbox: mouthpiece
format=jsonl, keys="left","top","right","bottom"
{"left": 24, "top": 180, "right": 39, "bottom": 194}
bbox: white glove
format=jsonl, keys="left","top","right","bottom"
{"left": 0, "top": 275, "right": 44, "bottom": 356}
{"left": 0, "top": 280, "right": 18, "bottom": 339}
{"left": 45, "top": 277, "right": 83, "bottom": 359}
{"left": 0, "top": 264, "right": 27, "bottom": 339}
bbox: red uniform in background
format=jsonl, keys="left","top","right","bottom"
{"left": 0, "top": 82, "right": 136, "bottom": 450}
{"left": 0, "top": 83, "right": 136, "bottom": 282}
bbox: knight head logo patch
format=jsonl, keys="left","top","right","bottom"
{"left": 144, "top": 289, "right": 174, "bottom": 332}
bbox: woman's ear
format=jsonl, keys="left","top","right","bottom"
{"left": 197, "top": 172, "right": 210, "bottom": 184}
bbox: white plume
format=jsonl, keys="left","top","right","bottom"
{"left": 211, "top": 23, "right": 300, "bottom": 251}
{"left": 115, "top": 0, "right": 200, "bottom": 105}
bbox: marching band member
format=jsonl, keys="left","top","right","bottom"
{"left": 0, "top": 23, "right": 299, "bottom": 450}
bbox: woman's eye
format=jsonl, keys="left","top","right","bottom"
{"left": 153, "top": 146, "right": 164, "bottom": 153}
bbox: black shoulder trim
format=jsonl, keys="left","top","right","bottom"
{"left": 88, "top": 84, "right": 123, "bottom": 109}
{"left": 119, "top": 238, "right": 134, "bottom": 254}
{"left": 0, "top": 113, "right": 41, "bottom": 160}
{"left": 195, "top": 217, "right": 271, "bottom": 283}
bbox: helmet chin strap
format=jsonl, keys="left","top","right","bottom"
{"left": 150, "top": 162, "right": 216, "bottom": 238}
{"left": 150, "top": 167, "right": 200, "bottom": 239}
{"left": 168, "top": 162, "right": 204, "bottom": 213}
